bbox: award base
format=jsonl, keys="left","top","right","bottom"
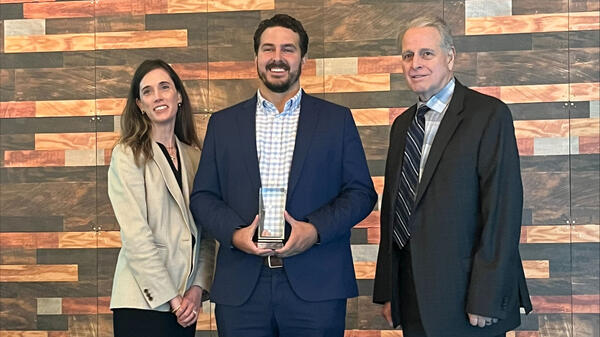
{"left": 257, "top": 241, "right": 284, "bottom": 250}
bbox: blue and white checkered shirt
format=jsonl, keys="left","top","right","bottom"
{"left": 417, "top": 78, "right": 455, "bottom": 180}
{"left": 256, "top": 89, "right": 302, "bottom": 238}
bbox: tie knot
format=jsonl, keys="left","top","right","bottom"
{"left": 417, "top": 105, "right": 429, "bottom": 118}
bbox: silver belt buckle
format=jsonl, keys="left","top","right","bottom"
{"left": 267, "top": 255, "right": 283, "bottom": 268}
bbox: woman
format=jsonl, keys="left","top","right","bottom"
{"left": 108, "top": 59, "right": 215, "bottom": 336}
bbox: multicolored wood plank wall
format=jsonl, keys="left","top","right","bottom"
{"left": 1, "top": 0, "right": 598, "bottom": 336}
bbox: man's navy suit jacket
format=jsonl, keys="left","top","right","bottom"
{"left": 190, "top": 91, "right": 377, "bottom": 306}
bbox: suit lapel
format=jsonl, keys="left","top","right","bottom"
{"left": 414, "top": 81, "right": 466, "bottom": 207}
{"left": 151, "top": 140, "right": 189, "bottom": 227}
{"left": 235, "top": 96, "right": 261, "bottom": 193}
{"left": 287, "top": 91, "right": 319, "bottom": 198}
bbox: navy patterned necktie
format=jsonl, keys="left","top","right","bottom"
{"left": 393, "top": 105, "right": 428, "bottom": 248}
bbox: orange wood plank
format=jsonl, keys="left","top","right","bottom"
{"left": 62, "top": 297, "right": 98, "bottom": 314}
{"left": 96, "top": 98, "right": 126, "bottom": 116}
{"left": 35, "top": 132, "right": 119, "bottom": 150}
{"left": 3, "top": 150, "right": 65, "bottom": 167}
{"left": 1, "top": 0, "right": 55, "bottom": 3}
{"left": 0, "top": 332, "right": 48, "bottom": 337}
{"left": 36, "top": 100, "right": 94, "bottom": 117}
{"left": 352, "top": 108, "right": 389, "bottom": 126}
{"left": 500, "top": 84, "right": 569, "bottom": 104}
{"left": 98, "top": 296, "right": 111, "bottom": 314}
{"left": 466, "top": 13, "right": 570, "bottom": 35}
{"left": 142, "top": 0, "right": 169, "bottom": 15}
{"left": 167, "top": 0, "right": 274, "bottom": 13}
{"left": 571, "top": 82, "right": 600, "bottom": 101}
{"left": 208, "top": 61, "right": 255, "bottom": 80}
{"left": 471, "top": 86, "right": 501, "bottom": 100}
{"left": 354, "top": 261, "right": 376, "bottom": 279}
{"left": 390, "top": 107, "right": 408, "bottom": 123}
{"left": 517, "top": 138, "right": 534, "bottom": 156}
{"left": 523, "top": 260, "right": 549, "bottom": 279}
{"left": 580, "top": 136, "right": 600, "bottom": 154}
{"left": 357, "top": 55, "right": 404, "bottom": 74}
{"left": 381, "top": 332, "right": 404, "bottom": 337}
{"left": 95, "top": 30, "right": 188, "bottom": 50}
{"left": 48, "top": 332, "right": 68, "bottom": 337}
{"left": 0, "top": 264, "right": 78, "bottom": 282}
{"left": 530, "top": 295, "right": 571, "bottom": 313}
{"left": 514, "top": 120, "right": 569, "bottom": 139}
{"left": 356, "top": 211, "right": 380, "bottom": 229}
{"left": 0, "top": 233, "right": 58, "bottom": 249}
{"left": 104, "top": 149, "right": 114, "bottom": 165}
{"left": 93, "top": 0, "right": 141, "bottom": 16}
{"left": 97, "top": 132, "right": 121, "bottom": 149}
{"left": 196, "top": 311, "right": 217, "bottom": 330}
{"left": 569, "top": 11, "right": 600, "bottom": 31}
{"left": 23, "top": 1, "right": 93, "bottom": 19}
{"left": 4, "top": 34, "right": 95, "bottom": 53}
{"left": 303, "top": 74, "right": 390, "bottom": 94}
{"left": 573, "top": 295, "right": 600, "bottom": 313}
{"left": 0, "top": 101, "right": 35, "bottom": 118}
{"left": 524, "top": 224, "right": 600, "bottom": 243}
{"left": 571, "top": 118, "right": 600, "bottom": 137}
{"left": 515, "top": 332, "right": 540, "bottom": 337}
{"left": 62, "top": 297, "right": 111, "bottom": 314}
{"left": 367, "top": 227, "right": 380, "bottom": 244}
{"left": 372, "top": 176, "right": 384, "bottom": 195}
{"left": 58, "top": 231, "right": 121, "bottom": 248}
{"left": 572, "top": 224, "right": 600, "bottom": 243}
{"left": 302, "top": 59, "right": 317, "bottom": 77}
{"left": 525, "top": 225, "right": 570, "bottom": 243}
{"left": 171, "top": 63, "right": 208, "bottom": 80}
{"left": 345, "top": 331, "right": 383, "bottom": 337}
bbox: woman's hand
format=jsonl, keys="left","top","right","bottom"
{"left": 175, "top": 286, "right": 203, "bottom": 327}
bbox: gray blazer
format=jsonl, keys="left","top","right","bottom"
{"left": 108, "top": 137, "right": 215, "bottom": 311}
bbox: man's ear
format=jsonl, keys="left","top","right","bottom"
{"left": 447, "top": 47, "right": 456, "bottom": 70}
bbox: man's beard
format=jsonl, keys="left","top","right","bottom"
{"left": 257, "top": 60, "right": 302, "bottom": 93}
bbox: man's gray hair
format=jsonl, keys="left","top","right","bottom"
{"left": 397, "top": 16, "right": 455, "bottom": 52}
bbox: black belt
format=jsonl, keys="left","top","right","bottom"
{"left": 263, "top": 256, "right": 283, "bottom": 268}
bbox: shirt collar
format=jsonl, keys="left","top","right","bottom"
{"left": 256, "top": 88, "right": 302, "bottom": 116}
{"left": 418, "top": 77, "right": 455, "bottom": 113}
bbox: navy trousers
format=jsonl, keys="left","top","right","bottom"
{"left": 215, "top": 265, "right": 347, "bottom": 337}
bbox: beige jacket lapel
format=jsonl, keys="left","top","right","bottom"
{"left": 150, "top": 139, "right": 194, "bottom": 236}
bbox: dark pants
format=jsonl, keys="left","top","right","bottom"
{"left": 113, "top": 308, "right": 196, "bottom": 337}
{"left": 395, "top": 245, "right": 505, "bottom": 337}
{"left": 215, "top": 265, "right": 347, "bottom": 337}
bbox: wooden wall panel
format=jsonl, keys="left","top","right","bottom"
{"left": 0, "top": 0, "right": 598, "bottom": 336}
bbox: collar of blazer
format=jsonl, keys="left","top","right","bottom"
{"left": 233, "top": 89, "right": 319, "bottom": 200}
{"left": 150, "top": 137, "right": 197, "bottom": 237}
{"left": 412, "top": 78, "right": 466, "bottom": 208}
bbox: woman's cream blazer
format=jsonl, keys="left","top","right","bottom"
{"left": 108, "top": 138, "right": 215, "bottom": 312}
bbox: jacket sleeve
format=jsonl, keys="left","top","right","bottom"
{"left": 108, "top": 144, "right": 178, "bottom": 308}
{"left": 190, "top": 114, "right": 247, "bottom": 248}
{"left": 192, "top": 230, "right": 216, "bottom": 292}
{"left": 305, "top": 109, "right": 378, "bottom": 244}
{"left": 466, "top": 102, "right": 524, "bottom": 319}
